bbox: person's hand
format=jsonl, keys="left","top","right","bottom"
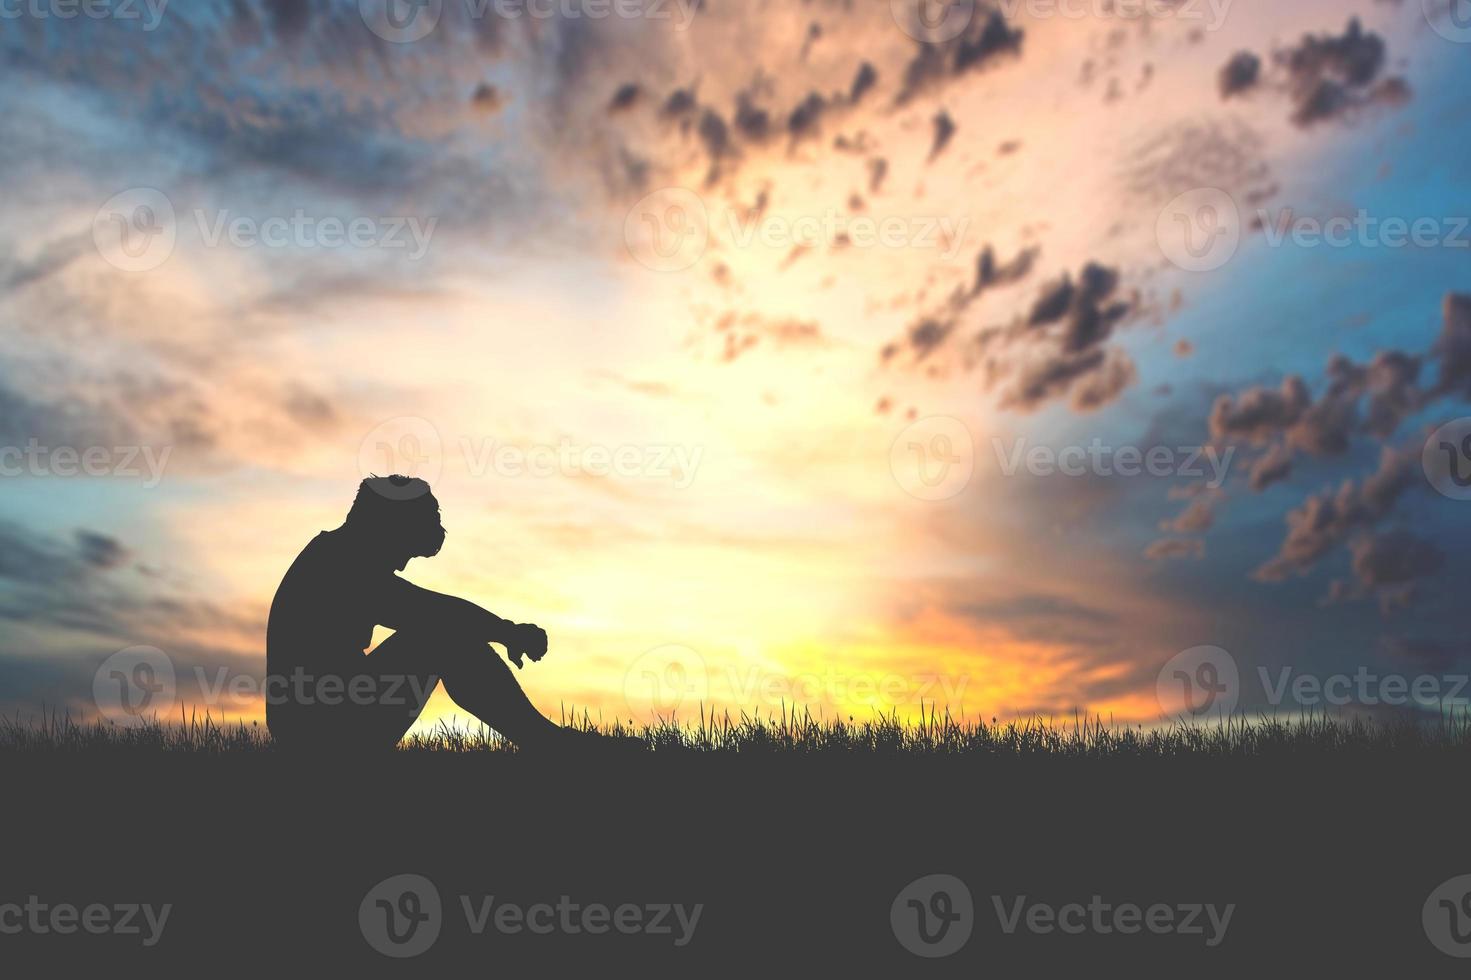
{"left": 506, "top": 623, "right": 548, "bottom": 669}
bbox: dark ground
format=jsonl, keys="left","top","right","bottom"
{"left": 2, "top": 745, "right": 1466, "bottom": 975}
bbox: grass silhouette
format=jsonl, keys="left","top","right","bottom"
{"left": 7, "top": 705, "right": 1471, "bottom": 757}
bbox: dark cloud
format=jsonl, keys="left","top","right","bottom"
{"left": 734, "top": 92, "right": 774, "bottom": 142}
{"left": 1209, "top": 376, "right": 1311, "bottom": 446}
{"left": 261, "top": 0, "right": 313, "bottom": 41}
{"left": 885, "top": 318, "right": 955, "bottom": 363}
{"left": 0, "top": 234, "right": 90, "bottom": 292}
{"left": 849, "top": 62, "right": 878, "bottom": 105}
{"left": 1218, "top": 51, "right": 1261, "bottom": 99}
{"left": 697, "top": 108, "right": 733, "bottom": 184}
{"left": 1067, "top": 352, "right": 1138, "bottom": 414}
{"left": 1381, "top": 635, "right": 1462, "bottom": 672}
{"left": 896, "top": 9, "right": 1024, "bottom": 105}
{"left": 868, "top": 157, "right": 889, "bottom": 194}
{"left": 929, "top": 109, "right": 956, "bottom": 161}
{"left": 787, "top": 92, "right": 828, "bottom": 144}
{"left": 882, "top": 245, "right": 1041, "bottom": 365}
{"left": 471, "top": 82, "right": 507, "bottom": 114}
{"left": 1361, "top": 351, "right": 1422, "bottom": 438}
{"left": 1330, "top": 530, "right": 1444, "bottom": 609}
{"left": 1253, "top": 442, "right": 1421, "bottom": 582}
{"left": 1160, "top": 497, "right": 1216, "bottom": 534}
{"left": 1145, "top": 539, "right": 1205, "bottom": 561}
{"left": 660, "top": 86, "right": 700, "bottom": 121}
{"left": 986, "top": 263, "right": 1140, "bottom": 413}
{"left": 1429, "top": 293, "right": 1471, "bottom": 399}
{"left": 972, "top": 245, "right": 1038, "bottom": 297}
{"left": 0, "top": 522, "right": 264, "bottom": 666}
{"left": 1249, "top": 442, "right": 1294, "bottom": 492}
{"left": 1212, "top": 296, "right": 1468, "bottom": 521}
{"left": 1276, "top": 18, "right": 1409, "bottom": 127}
{"left": 74, "top": 531, "right": 129, "bottom": 571}
{"left": 609, "top": 83, "right": 641, "bottom": 113}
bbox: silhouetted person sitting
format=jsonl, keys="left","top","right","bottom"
{"left": 266, "top": 475, "right": 568, "bottom": 752}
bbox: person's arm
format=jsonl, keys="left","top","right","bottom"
{"left": 376, "top": 575, "right": 547, "bottom": 666}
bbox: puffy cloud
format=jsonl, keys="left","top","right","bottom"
{"left": 1209, "top": 376, "right": 1311, "bottom": 446}
{"left": 74, "top": 531, "right": 130, "bottom": 571}
{"left": 1144, "top": 539, "right": 1205, "bottom": 561}
{"left": 1253, "top": 442, "right": 1421, "bottom": 582}
{"left": 986, "top": 263, "right": 1140, "bottom": 413}
{"left": 1278, "top": 18, "right": 1409, "bottom": 127}
{"left": 1218, "top": 51, "right": 1262, "bottom": 99}
{"left": 1160, "top": 496, "right": 1217, "bottom": 534}
{"left": 972, "top": 245, "right": 1039, "bottom": 296}
{"left": 1248, "top": 442, "right": 1294, "bottom": 492}
{"left": 849, "top": 62, "right": 878, "bottom": 104}
{"left": 1430, "top": 293, "right": 1471, "bottom": 398}
{"left": 895, "top": 8, "right": 1023, "bottom": 105}
{"left": 929, "top": 109, "right": 957, "bottom": 161}
{"left": 1338, "top": 529, "right": 1444, "bottom": 603}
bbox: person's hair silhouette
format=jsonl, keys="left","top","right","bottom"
{"left": 265, "top": 475, "right": 565, "bottom": 751}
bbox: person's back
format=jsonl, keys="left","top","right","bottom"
{"left": 266, "top": 527, "right": 391, "bottom": 745}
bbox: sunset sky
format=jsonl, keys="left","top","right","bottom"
{"left": 3, "top": 0, "right": 1471, "bottom": 734}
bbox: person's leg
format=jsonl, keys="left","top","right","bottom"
{"left": 363, "top": 630, "right": 563, "bottom": 750}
